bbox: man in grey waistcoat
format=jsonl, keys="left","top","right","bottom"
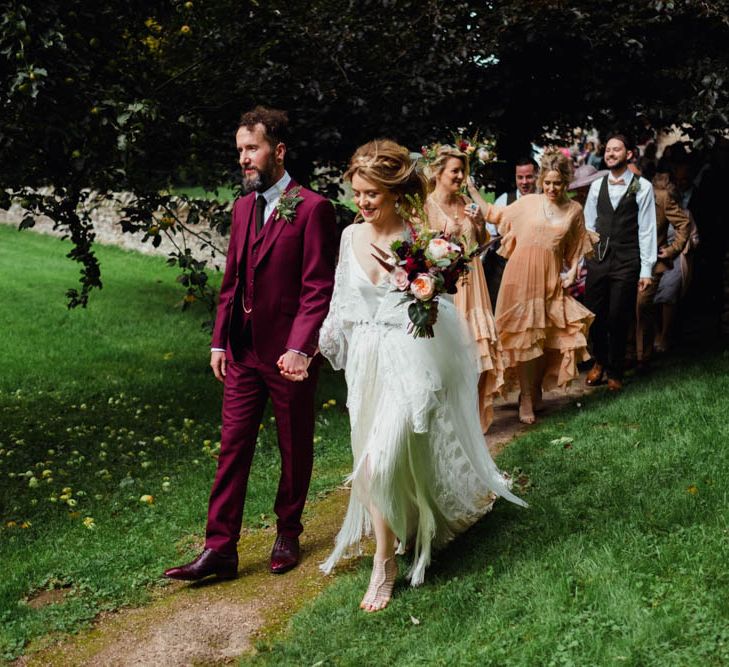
{"left": 584, "top": 133, "right": 657, "bottom": 391}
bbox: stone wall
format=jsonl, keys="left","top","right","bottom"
{"left": 0, "top": 192, "right": 229, "bottom": 260}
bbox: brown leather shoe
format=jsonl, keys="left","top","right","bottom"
{"left": 585, "top": 363, "right": 605, "bottom": 386}
{"left": 607, "top": 378, "right": 623, "bottom": 392}
{"left": 270, "top": 535, "right": 300, "bottom": 574}
{"left": 163, "top": 548, "right": 238, "bottom": 581}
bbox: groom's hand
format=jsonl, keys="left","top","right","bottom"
{"left": 210, "top": 351, "right": 227, "bottom": 382}
{"left": 277, "top": 350, "right": 310, "bottom": 382}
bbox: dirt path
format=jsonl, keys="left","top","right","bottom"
{"left": 16, "top": 383, "right": 590, "bottom": 666}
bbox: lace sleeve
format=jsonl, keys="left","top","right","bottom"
{"left": 318, "top": 225, "right": 353, "bottom": 370}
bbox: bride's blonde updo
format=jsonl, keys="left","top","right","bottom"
{"left": 425, "top": 145, "right": 469, "bottom": 191}
{"left": 345, "top": 139, "right": 427, "bottom": 204}
{"left": 538, "top": 148, "right": 574, "bottom": 190}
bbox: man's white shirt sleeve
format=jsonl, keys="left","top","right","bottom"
{"left": 583, "top": 180, "right": 600, "bottom": 232}
{"left": 636, "top": 178, "right": 657, "bottom": 279}
{"left": 489, "top": 192, "right": 509, "bottom": 238}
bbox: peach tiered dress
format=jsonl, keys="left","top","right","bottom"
{"left": 426, "top": 198, "right": 505, "bottom": 431}
{"left": 485, "top": 194, "right": 597, "bottom": 391}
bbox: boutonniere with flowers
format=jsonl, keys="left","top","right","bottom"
{"left": 627, "top": 176, "right": 642, "bottom": 197}
{"left": 274, "top": 186, "right": 303, "bottom": 223}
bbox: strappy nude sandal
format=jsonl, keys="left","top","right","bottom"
{"left": 360, "top": 557, "right": 398, "bottom": 612}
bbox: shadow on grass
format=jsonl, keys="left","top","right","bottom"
{"left": 248, "top": 347, "right": 729, "bottom": 666}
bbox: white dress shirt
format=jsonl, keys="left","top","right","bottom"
{"left": 490, "top": 190, "right": 521, "bottom": 238}
{"left": 256, "top": 171, "right": 291, "bottom": 225}
{"left": 257, "top": 171, "right": 292, "bottom": 224}
{"left": 583, "top": 169, "right": 657, "bottom": 279}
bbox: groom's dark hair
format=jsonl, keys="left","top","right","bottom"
{"left": 606, "top": 132, "right": 635, "bottom": 154}
{"left": 239, "top": 106, "right": 289, "bottom": 147}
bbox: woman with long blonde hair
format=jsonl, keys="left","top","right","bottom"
{"left": 470, "top": 148, "right": 597, "bottom": 424}
{"left": 424, "top": 145, "right": 504, "bottom": 432}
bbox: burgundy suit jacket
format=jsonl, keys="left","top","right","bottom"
{"left": 211, "top": 180, "right": 337, "bottom": 365}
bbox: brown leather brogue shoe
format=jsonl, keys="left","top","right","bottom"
{"left": 607, "top": 377, "right": 623, "bottom": 392}
{"left": 163, "top": 548, "right": 238, "bottom": 581}
{"left": 585, "top": 363, "right": 605, "bottom": 386}
{"left": 270, "top": 535, "right": 300, "bottom": 574}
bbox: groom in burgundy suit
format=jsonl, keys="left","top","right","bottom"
{"left": 165, "top": 107, "right": 337, "bottom": 581}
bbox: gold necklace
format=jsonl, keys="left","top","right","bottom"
{"left": 542, "top": 194, "right": 566, "bottom": 220}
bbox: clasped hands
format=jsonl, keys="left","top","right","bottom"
{"left": 210, "top": 349, "right": 311, "bottom": 383}
{"left": 276, "top": 350, "right": 311, "bottom": 382}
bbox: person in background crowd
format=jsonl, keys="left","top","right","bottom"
{"left": 673, "top": 157, "right": 717, "bottom": 319}
{"left": 639, "top": 142, "right": 658, "bottom": 180}
{"left": 479, "top": 149, "right": 596, "bottom": 424}
{"left": 569, "top": 164, "right": 608, "bottom": 208}
{"left": 631, "top": 163, "right": 690, "bottom": 366}
{"left": 584, "top": 133, "right": 657, "bottom": 392}
{"left": 483, "top": 157, "right": 539, "bottom": 307}
{"left": 581, "top": 141, "right": 597, "bottom": 168}
{"left": 588, "top": 143, "right": 605, "bottom": 170}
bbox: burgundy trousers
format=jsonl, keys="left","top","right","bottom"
{"left": 204, "top": 347, "right": 319, "bottom": 554}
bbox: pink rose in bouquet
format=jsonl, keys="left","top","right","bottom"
{"left": 390, "top": 266, "right": 410, "bottom": 291}
{"left": 410, "top": 274, "right": 435, "bottom": 300}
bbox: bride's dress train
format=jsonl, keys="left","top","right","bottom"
{"left": 319, "top": 225, "right": 526, "bottom": 586}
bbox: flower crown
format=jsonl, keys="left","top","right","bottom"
{"left": 451, "top": 130, "right": 498, "bottom": 165}
{"left": 354, "top": 155, "right": 377, "bottom": 169}
{"left": 420, "top": 130, "right": 498, "bottom": 166}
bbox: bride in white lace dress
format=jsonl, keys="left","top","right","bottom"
{"left": 319, "top": 140, "right": 526, "bottom": 612}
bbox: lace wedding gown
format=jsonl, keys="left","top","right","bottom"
{"left": 319, "top": 225, "right": 527, "bottom": 586}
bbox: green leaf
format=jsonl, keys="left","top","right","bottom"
{"left": 18, "top": 215, "right": 35, "bottom": 230}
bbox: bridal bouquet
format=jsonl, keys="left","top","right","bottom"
{"left": 371, "top": 198, "right": 483, "bottom": 339}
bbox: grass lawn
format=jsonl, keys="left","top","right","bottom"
{"left": 248, "top": 351, "right": 729, "bottom": 666}
{"left": 0, "top": 225, "right": 351, "bottom": 661}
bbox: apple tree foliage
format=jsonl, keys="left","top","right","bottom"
{"left": 1, "top": 0, "right": 727, "bottom": 314}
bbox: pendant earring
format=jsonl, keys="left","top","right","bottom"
{"left": 395, "top": 199, "right": 401, "bottom": 212}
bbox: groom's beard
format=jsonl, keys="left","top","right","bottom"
{"left": 241, "top": 157, "right": 277, "bottom": 194}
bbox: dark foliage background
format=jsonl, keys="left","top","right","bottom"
{"left": 1, "top": 0, "right": 727, "bottom": 308}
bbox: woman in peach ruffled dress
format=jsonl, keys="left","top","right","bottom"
{"left": 424, "top": 145, "right": 504, "bottom": 432}
{"left": 470, "top": 149, "right": 597, "bottom": 424}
